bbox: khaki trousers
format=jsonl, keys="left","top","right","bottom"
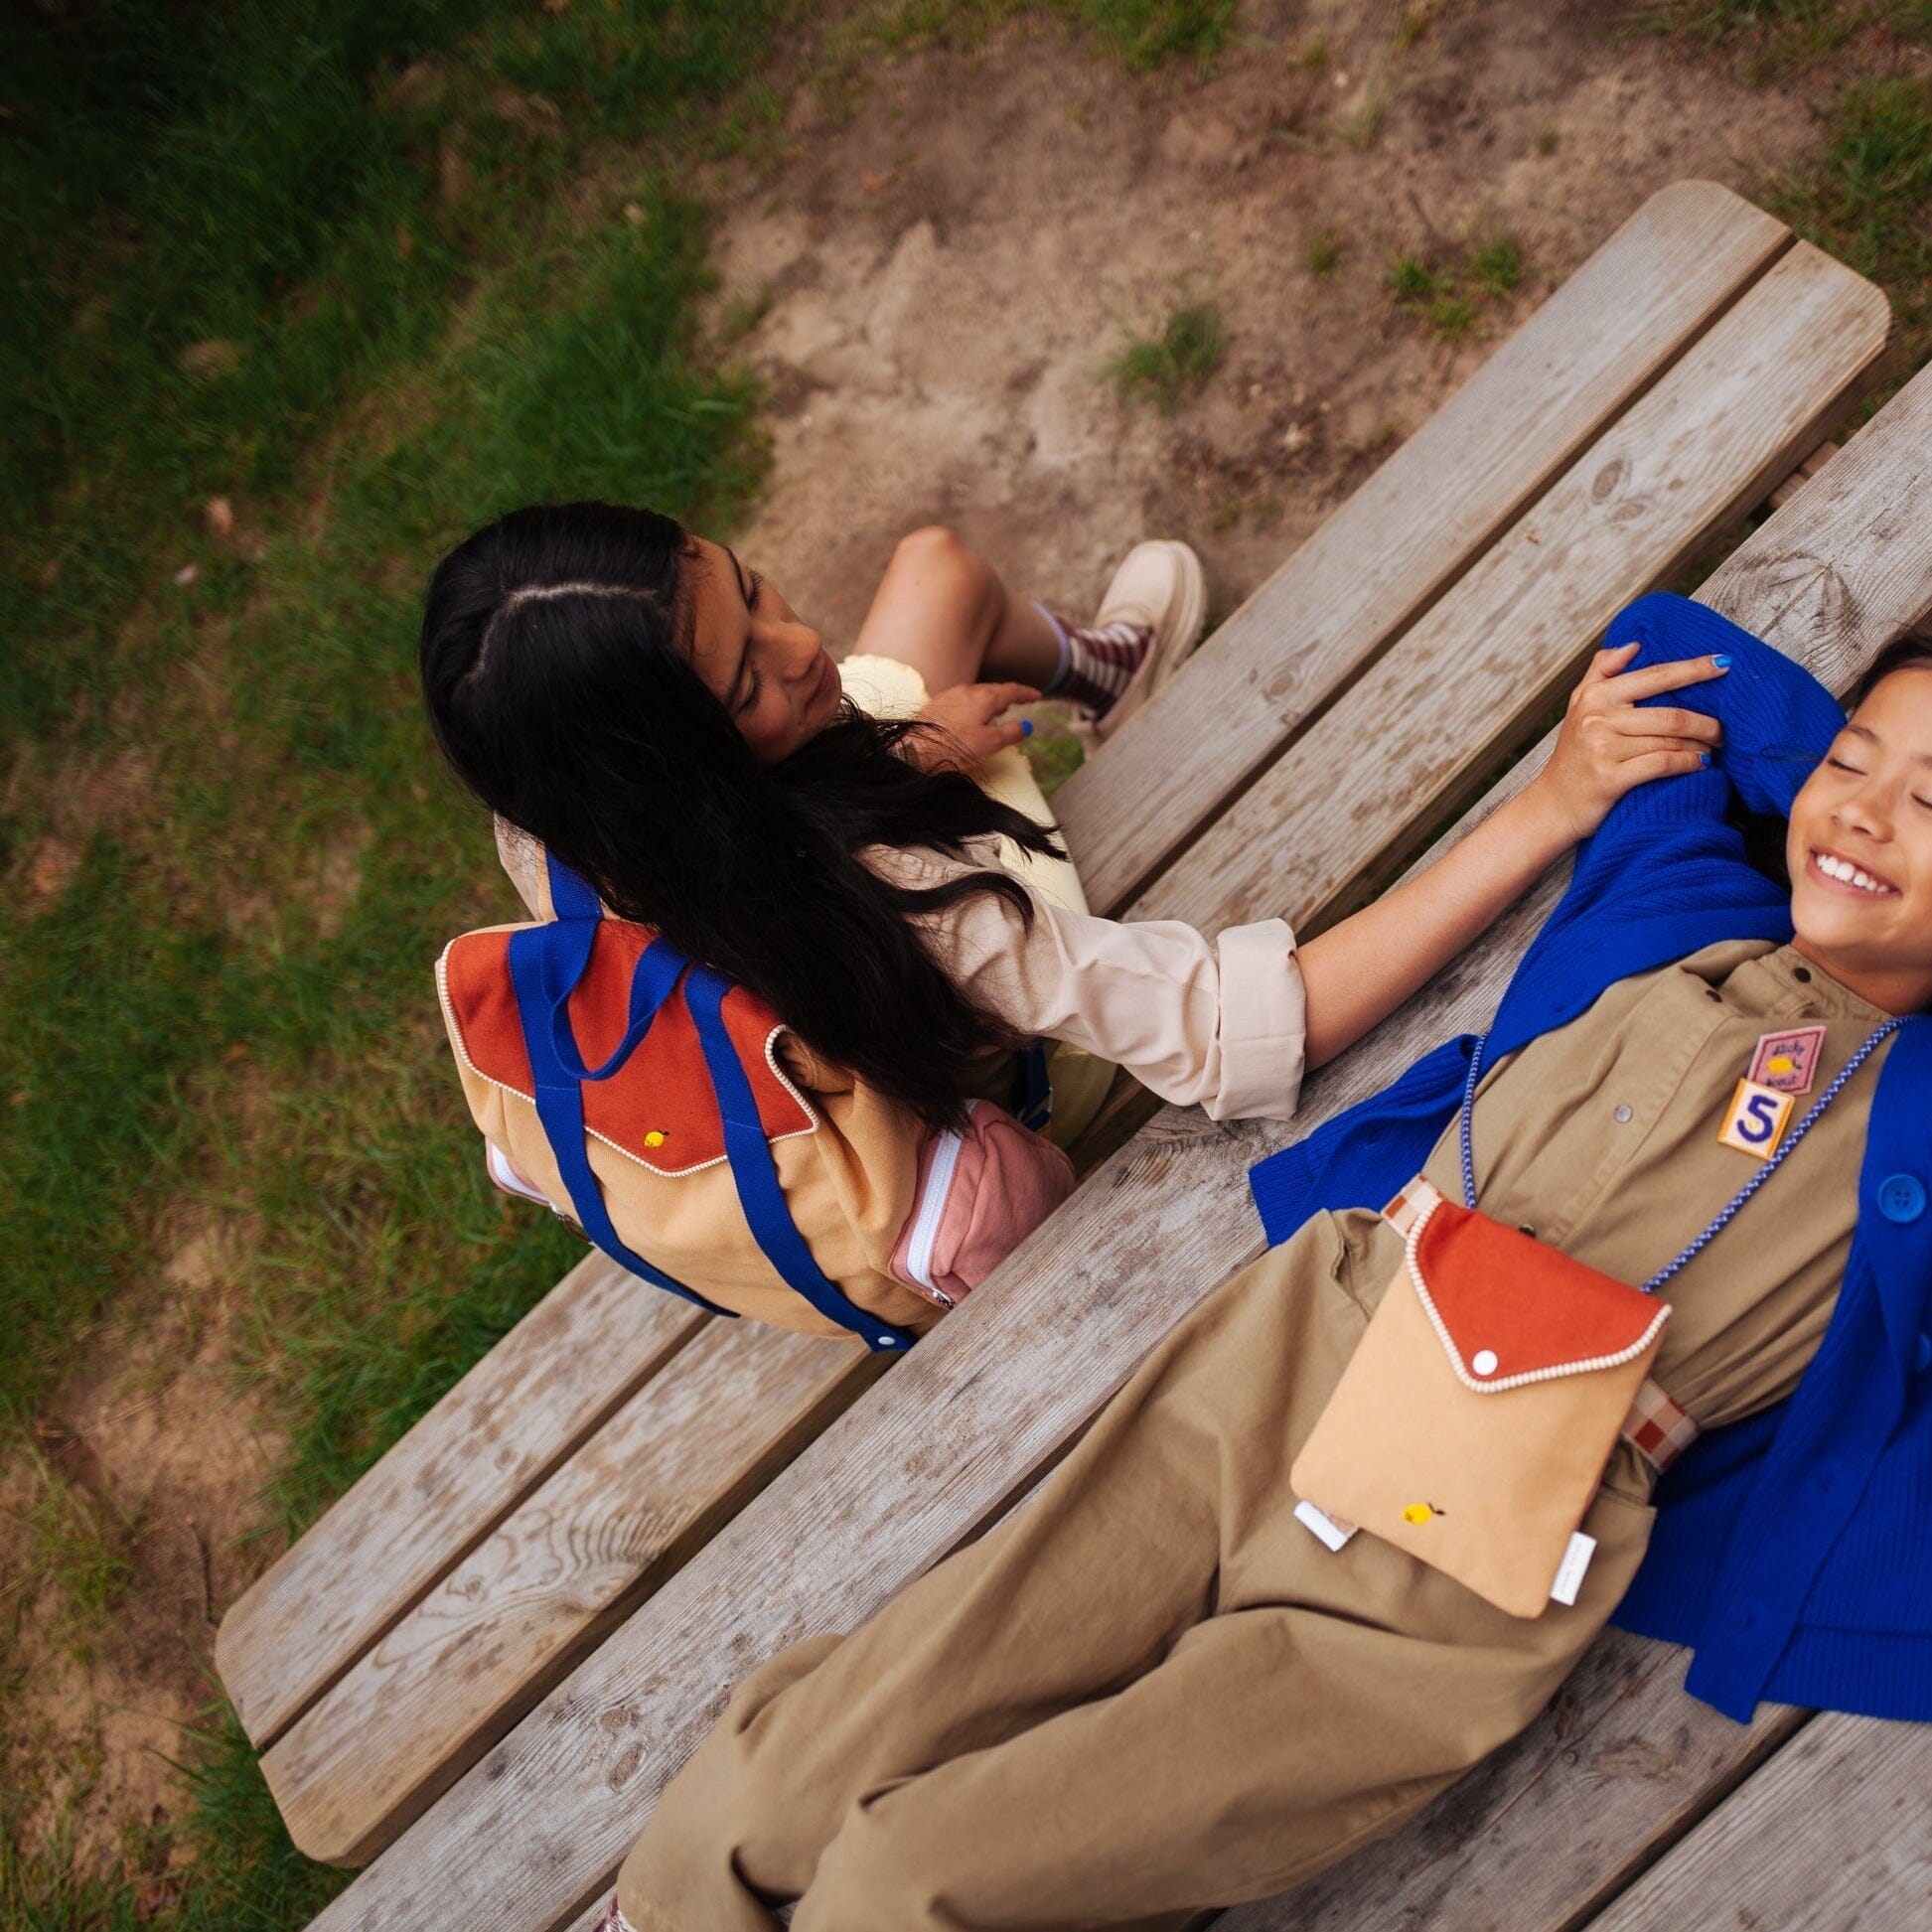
{"left": 618, "top": 1210, "right": 1666, "bottom": 1930}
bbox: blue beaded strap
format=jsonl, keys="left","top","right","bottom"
{"left": 1458, "top": 1015, "right": 1901, "bottom": 1295}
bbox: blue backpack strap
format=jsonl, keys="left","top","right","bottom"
{"left": 684, "top": 965, "right": 917, "bottom": 1354}
{"left": 545, "top": 852, "right": 603, "bottom": 922}
{"left": 1010, "top": 1042, "right": 1053, "bottom": 1133}
{"left": 507, "top": 866, "right": 734, "bottom": 1319}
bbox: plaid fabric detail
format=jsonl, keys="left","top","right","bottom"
{"left": 1621, "top": 1377, "right": 1700, "bottom": 1474}
{"left": 1381, "top": 1176, "right": 1442, "bottom": 1239}
{"left": 1042, "top": 607, "right": 1154, "bottom": 718}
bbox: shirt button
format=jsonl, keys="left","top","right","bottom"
{"left": 1614, "top": 1104, "right": 1634, "bottom": 1123}
{"left": 1878, "top": 1173, "right": 1926, "bottom": 1224}
{"left": 1915, "top": 1333, "right": 1932, "bottom": 1375}
{"left": 1472, "top": 1349, "right": 1500, "bottom": 1377}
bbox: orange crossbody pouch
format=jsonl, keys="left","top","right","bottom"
{"left": 1290, "top": 1177, "right": 1667, "bottom": 1616}
{"left": 1292, "top": 1017, "right": 1897, "bottom": 1618}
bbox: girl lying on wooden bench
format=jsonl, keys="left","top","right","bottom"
{"left": 421, "top": 504, "right": 1715, "bottom": 1344}
{"left": 607, "top": 595, "right": 1932, "bottom": 1931}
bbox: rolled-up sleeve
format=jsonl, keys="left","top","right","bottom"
{"left": 887, "top": 847, "right": 1308, "bottom": 1123}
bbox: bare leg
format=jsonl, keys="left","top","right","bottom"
{"left": 851, "top": 525, "right": 1061, "bottom": 691}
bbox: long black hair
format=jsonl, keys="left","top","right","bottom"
{"left": 420, "top": 501, "right": 1065, "bottom": 1128}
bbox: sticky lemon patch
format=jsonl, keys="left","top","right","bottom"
{"left": 644, "top": 1130, "right": 668, "bottom": 1148}
{"left": 1401, "top": 1503, "right": 1436, "bottom": 1526}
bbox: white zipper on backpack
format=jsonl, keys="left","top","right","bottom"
{"left": 904, "top": 1126, "right": 966, "bottom": 1292}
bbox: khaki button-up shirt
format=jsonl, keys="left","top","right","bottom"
{"left": 1422, "top": 940, "right": 1897, "bottom": 1431}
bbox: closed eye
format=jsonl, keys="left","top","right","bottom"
{"left": 1827, "top": 757, "right": 1867, "bottom": 775}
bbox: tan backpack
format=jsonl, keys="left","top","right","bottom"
{"left": 436, "top": 847, "right": 1074, "bottom": 1349}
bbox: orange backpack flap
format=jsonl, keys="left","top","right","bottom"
{"left": 439, "top": 853, "right": 922, "bottom": 1350}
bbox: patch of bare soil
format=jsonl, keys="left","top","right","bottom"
{"left": 698, "top": 0, "right": 1820, "bottom": 647}
{"left": 1, "top": 1212, "right": 282, "bottom": 1883}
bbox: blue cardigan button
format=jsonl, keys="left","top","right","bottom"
{"left": 1878, "top": 1173, "right": 1926, "bottom": 1224}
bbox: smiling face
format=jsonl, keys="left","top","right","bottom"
{"left": 1786, "top": 664, "right": 1932, "bottom": 1015}
{"left": 678, "top": 535, "right": 842, "bottom": 765}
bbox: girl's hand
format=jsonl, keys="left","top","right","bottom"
{"left": 1530, "top": 642, "right": 1729, "bottom": 841}
{"left": 911, "top": 681, "right": 1040, "bottom": 771}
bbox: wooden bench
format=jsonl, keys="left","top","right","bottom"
{"left": 212, "top": 180, "right": 1921, "bottom": 1925}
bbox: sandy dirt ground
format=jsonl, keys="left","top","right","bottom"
{"left": 4, "top": 0, "right": 1840, "bottom": 1885}
{"left": 708, "top": 0, "right": 1815, "bottom": 647}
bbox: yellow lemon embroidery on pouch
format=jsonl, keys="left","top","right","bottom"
{"left": 1401, "top": 1503, "right": 1443, "bottom": 1526}
{"left": 644, "top": 1130, "right": 668, "bottom": 1149}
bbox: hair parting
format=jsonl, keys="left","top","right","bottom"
{"left": 420, "top": 501, "right": 1064, "bottom": 1128}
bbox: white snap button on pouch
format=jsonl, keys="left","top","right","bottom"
{"left": 1472, "top": 1349, "right": 1499, "bottom": 1377}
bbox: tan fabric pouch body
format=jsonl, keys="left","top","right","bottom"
{"left": 1290, "top": 1179, "right": 1669, "bottom": 1617}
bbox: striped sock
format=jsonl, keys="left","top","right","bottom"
{"left": 1033, "top": 602, "right": 1155, "bottom": 719}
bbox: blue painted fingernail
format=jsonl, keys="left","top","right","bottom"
{"left": 1701, "top": 751, "right": 1712, "bottom": 767}
{"left": 1712, "top": 655, "right": 1731, "bottom": 669}
{"left": 1020, "top": 718, "right": 1034, "bottom": 737}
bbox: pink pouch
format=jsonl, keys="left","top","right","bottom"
{"left": 888, "top": 1101, "right": 1076, "bottom": 1308}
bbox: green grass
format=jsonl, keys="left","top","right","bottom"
{"left": 9, "top": 1453, "right": 138, "bottom": 1635}
{"left": 1307, "top": 226, "right": 1346, "bottom": 277}
{"left": 1637, "top": 6, "right": 1932, "bottom": 403}
{"left": 1637, "top": 0, "right": 1932, "bottom": 79}
{"left": 1107, "top": 299, "right": 1229, "bottom": 412}
{"left": 1385, "top": 234, "right": 1530, "bottom": 341}
{"left": 820, "top": 0, "right": 1235, "bottom": 99}
{"left": 1766, "top": 75, "right": 1932, "bottom": 389}
{"left": 0, "top": 1, "right": 775, "bottom": 1919}
{"left": 1469, "top": 234, "right": 1525, "bottom": 297}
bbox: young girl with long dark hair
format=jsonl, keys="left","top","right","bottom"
{"left": 421, "top": 504, "right": 1724, "bottom": 1328}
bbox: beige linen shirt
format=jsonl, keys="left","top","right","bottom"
{"left": 497, "top": 817, "right": 1310, "bottom": 1126}
{"left": 864, "top": 838, "right": 1309, "bottom": 1124}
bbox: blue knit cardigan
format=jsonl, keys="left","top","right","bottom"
{"left": 1249, "top": 593, "right": 1932, "bottom": 1724}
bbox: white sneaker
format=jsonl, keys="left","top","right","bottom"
{"left": 1092, "top": 539, "right": 1208, "bottom": 740}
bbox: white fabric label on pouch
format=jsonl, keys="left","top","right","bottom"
{"left": 1550, "top": 1530, "right": 1597, "bottom": 1606}
{"left": 1295, "top": 1499, "right": 1358, "bottom": 1553}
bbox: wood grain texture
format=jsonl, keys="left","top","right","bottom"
{"left": 265, "top": 1320, "right": 871, "bottom": 1866}
{"left": 1211, "top": 1635, "right": 1806, "bottom": 1931}
{"left": 1049, "top": 180, "right": 1789, "bottom": 917}
{"left": 217, "top": 1254, "right": 706, "bottom": 1745}
{"left": 1586, "top": 1711, "right": 1932, "bottom": 1931}
{"left": 1133, "top": 242, "right": 1889, "bottom": 936}
{"left": 304, "top": 320, "right": 1932, "bottom": 1932}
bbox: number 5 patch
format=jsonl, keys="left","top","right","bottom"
{"left": 1719, "top": 1078, "right": 1795, "bottom": 1160}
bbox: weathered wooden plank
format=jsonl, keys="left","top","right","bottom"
{"left": 1050, "top": 180, "right": 1790, "bottom": 917}
{"left": 309, "top": 355, "right": 1924, "bottom": 1932}
{"left": 1134, "top": 242, "right": 1888, "bottom": 935}
{"left": 306, "top": 357, "right": 1932, "bottom": 1932}
{"left": 264, "top": 1320, "right": 870, "bottom": 1866}
{"left": 1586, "top": 1711, "right": 1932, "bottom": 1930}
{"left": 1211, "top": 1636, "right": 1806, "bottom": 1931}
{"left": 217, "top": 1254, "right": 707, "bottom": 1745}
